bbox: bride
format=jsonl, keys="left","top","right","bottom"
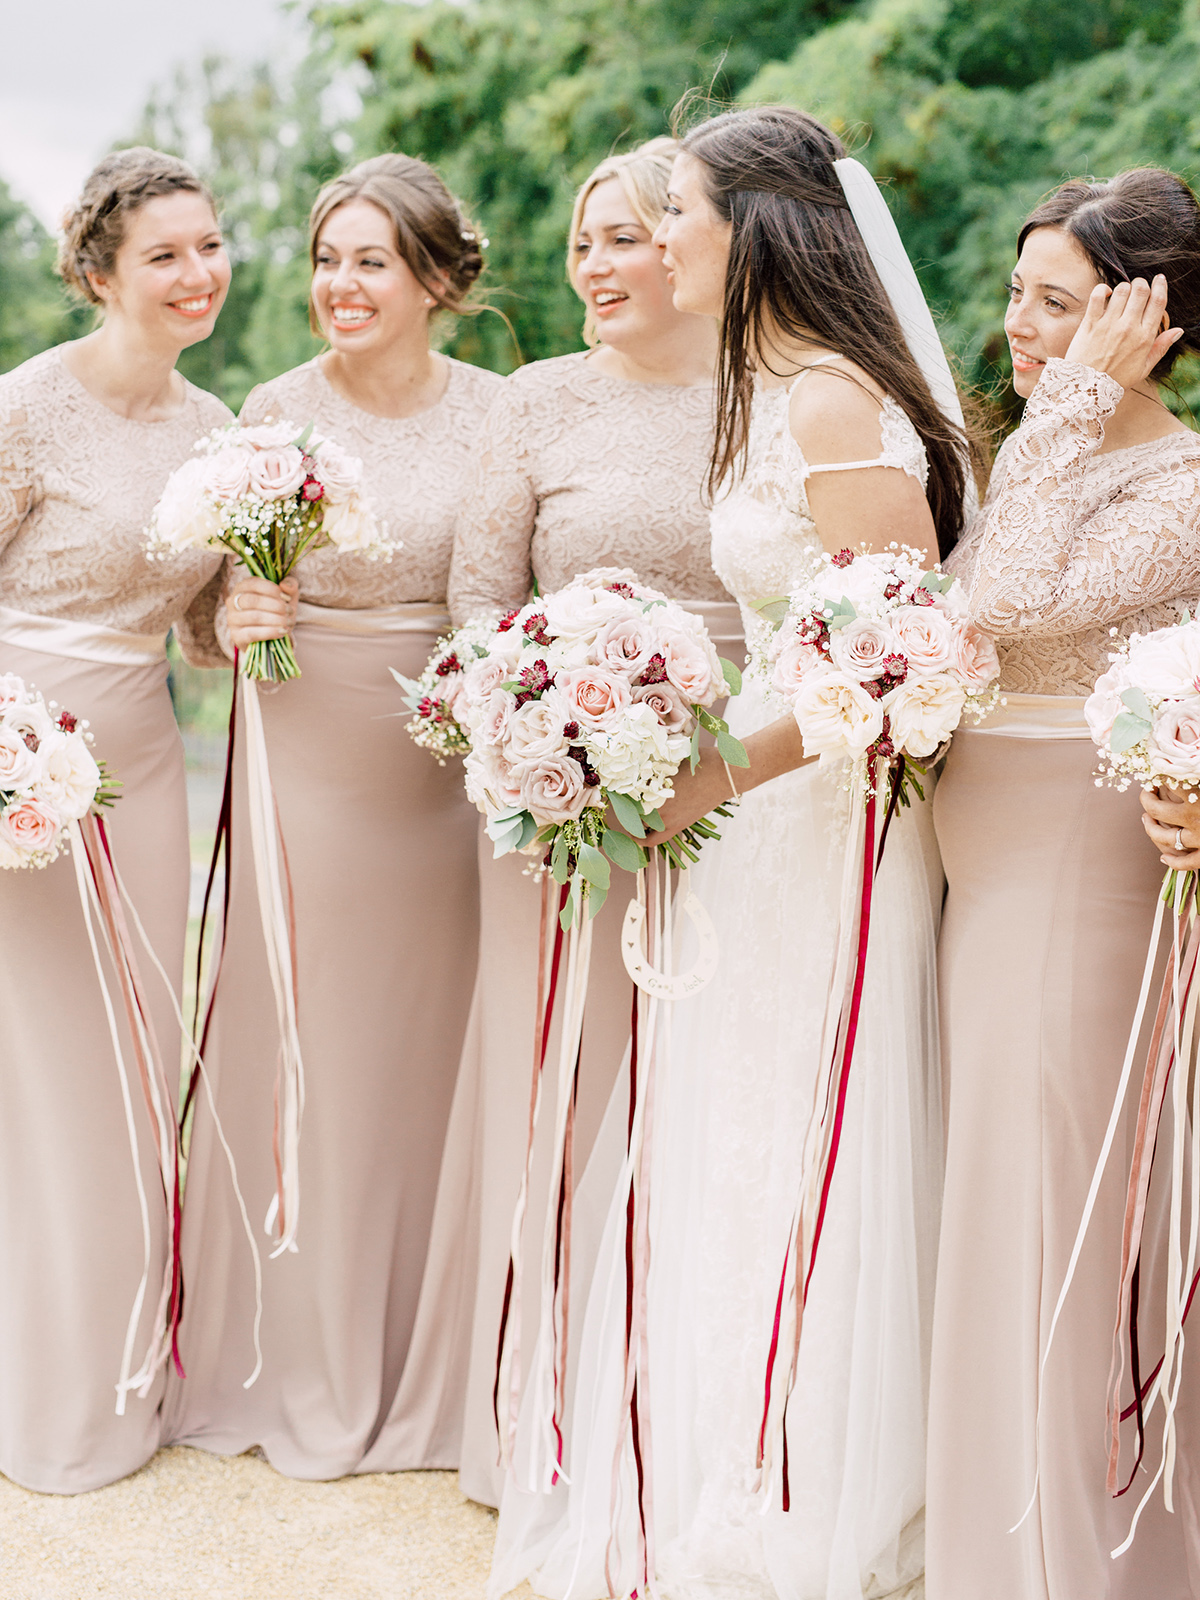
{"left": 490, "top": 105, "right": 971, "bottom": 1600}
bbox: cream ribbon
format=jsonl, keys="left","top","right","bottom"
{"left": 294, "top": 599, "right": 450, "bottom": 637}
{"left": 969, "top": 692, "right": 1091, "bottom": 740}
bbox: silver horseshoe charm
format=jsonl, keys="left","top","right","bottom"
{"left": 622, "top": 884, "right": 720, "bottom": 1000}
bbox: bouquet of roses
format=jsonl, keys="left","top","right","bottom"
{"left": 1087, "top": 615, "right": 1200, "bottom": 809}
{"left": 756, "top": 543, "right": 1000, "bottom": 804}
{"left": 392, "top": 615, "right": 498, "bottom": 765}
{"left": 0, "top": 673, "right": 116, "bottom": 866}
{"left": 146, "top": 419, "right": 395, "bottom": 681}
{"left": 412, "top": 568, "right": 746, "bottom": 929}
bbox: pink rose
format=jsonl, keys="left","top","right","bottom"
{"left": 662, "top": 630, "right": 714, "bottom": 703}
{"left": 1150, "top": 701, "right": 1200, "bottom": 782}
{"left": 247, "top": 446, "right": 307, "bottom": 501}
{"left": 1085, "top": 666, "right": 1127, "bottom": 746}
{"left": 949, "top": 623, "right": 1000, "bottom": 690}
{"left": 311, "top": 439, "right": 363, "bottom": 502}
{"left": 518, "top": 754, "right": 590, "bottom": 825}
{"left": 560, "top": 665, "right": 632, "bottom": 730}
{"left": 890, "top": 606, "right": 955, "bottom": 674}
{"left": 829, "top": 618, "right": 897, "bottom": 681}
{"left": 506, "top": 694, "right": 571, "bottom": 763}
{"left": 239, "top": 421, "right": 299, "bottom": 450}
{"left": 464, "top": 745, "right": 524, "bottom": 817}
{"left": 479, "top": 687, "right": 517, "bottom": 746}
{"left": 464, "top": 655, "right": 510, "bottom": 704}
{"left": 772, "top": 639, "right": 825, "bottom": 700}
{"left": 0, "top": 796, "right": 60, "bottom": 858}
{"left": 0, "top": 674, "right": 26, "bottom": 712}
{"left": 632, "top": 681, "right": 695, "bottom": 734}
{"left": 0, "top": 727, "right": 36, "bottom": 790}
{"left": 203, "top": 445, "right": 253, "bottom": 501}
{"left": 594, "top": 616, "right": 656, "bottom": 678}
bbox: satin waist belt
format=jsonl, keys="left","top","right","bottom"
{"left": 295, "top": 600, "right": 451, "bottom": 637}
{"left": 969, "top": 692, "right": 1091, "bottom": 740}
{"left": 678, "top": 598, "right": 744, "bottom": 647}
{"left": 0, "top": 604, "right": 168, "bottom": 665}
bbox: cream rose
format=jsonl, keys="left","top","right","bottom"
{"left": 322, "top": 496, "right": 382, "bottom": 552}
{"left": 793, "top": 669, "right": 884, "bottom": 758}
{"left": 0, "top": 727, "right": 36, "bottom": 791}
{"left": 884, "top": 673, "right": 966, "bottom": 757}
{"left": 203, "top": 446, "right": 253, "bottom": 501}
{"left": 1130, "top": 628, "right": 1200, "bottom": 702}
{"left": 0, "top": 674, "right": 25, "bottom": 713}
{"left": 0, "top": 796, "right": 60, "bottom": 858}
{"left": 152, "top": 457, "right": 223, "bottom": 551}
{"left": 594, "top": 616, "right": 656, "bottom": 678}
{"left": 829, "top": 617, "right": 898, "bottom": 680}
{"left": 948, "top": 623, "right": 1000, "bottom": 690}
{"left": 1085, "top": 666, "right": 1128, "bottom": 746}
{"left": 479, "top": 687, "right": 517, "bottom": 746}
{"left": 312, "top": 439, "right": 363, "bottom": 502}
{"left": 2, "top": 698, "right": 55, "bottom": 749}
{"left": 247, "top": 445, "right": 307, "bottom": 501}
{"left": 662, "top": 629, "right": 716, "bottom": 703}
{"left": 517, "top": 753, "right": 590, "bottom": 825}
{"left": 890, "top": 606, "right": 955, "bottom": 674}
{"left": 632, "top": 680, "right": 695, "bottom": 734}
{"left": 239, "top": 421, "right": 298, "bottom": 450}
{"left": 463, "top": 655, "right": 510, "bottom": 705}
{"left": 1150, "top": 700, "right": 1200, "bottom": 782}
{"left": 34, "top": 730, "right": 100, "bottom": 820}
{"left": 560, "top": 665, "right": 632, "bottom": 730}
{"left": 772, "top": 640, "right": 825, "bottom": 700}
{"left": 464, "top": 745, "right": 524, "bottom": 818}
{"left": 506, "top": 694, "right": 572, "bottom": 764}
{"left": 542, "top": 584, "right": 629, "bottom": 640}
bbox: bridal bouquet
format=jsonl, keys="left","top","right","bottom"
{"left": 755, "top": 543, "right": 999, "bottom": 804}
{"left": 1087, "top": 616, "right": 1200, "bottom": 808}
{"left": 146, "top": 419, "right": 395, "bottom": 681}
{"left": 0, "top": 673, "right": 116, "bottom": 867}
{"left": 407, "top": 568, "right": 747, "bottom": 928}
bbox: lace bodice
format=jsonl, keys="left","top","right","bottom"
{"left": 0, "top": 347, "right": 230, "bottom": 647}
{"left": 240, "top": 356, "right": 504, "bottom": 609}
{"left": 447, "top": 351, "right": 730, "bottom": 622}
{"left": 950, "top": 359, "right": 1200, "bottom": 696}
{"left": 711, "top": 371, "right": 928, "bottom": 660}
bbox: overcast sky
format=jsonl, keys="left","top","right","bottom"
{"left": 0, "top": 0, "right": 304, "bottom": 226}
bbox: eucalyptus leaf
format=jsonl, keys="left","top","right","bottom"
{"left": 603, "top": 827, "right": 647, "bottom": 873}
{"left": 643, "top": 807, "right": 664, "bottom": 831}
{"left": 577, "top": 842, "right": 611, "bottom": 890}
{"left": 719, "top": 657, "right": 743, "bottom": 696}
{"left": 1110, "top": 710, "right": 1153, "bottom": 754}
{"left": 517, "top": 813, "right": 539, "bottom": 852}
{"left": 716, "top": 728, "right": 750, "bottom": 768}
{"left": 609, "top": 789, "right": 646, "bottom": 837}
{"left": 293, "top": 421, "right": 315, "bottom": 452}
{"left": 919, "top": 571, "right": 954, "bottom": 594}
{"left": 586, "top": 881, "right": 609, "bottom": 919}
{"left": 824, "top": 597, "right": 857, "bottom": 630}
{"left": 753, "top": 597, "right": 791, "bottom": 626}
{"left": 1120, "top": 686, "right": 1153, "bottom": 721}
{"left": 550, "top": 834, "right": 571, "bottom": 884}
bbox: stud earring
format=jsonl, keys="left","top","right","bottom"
{"left": 423, "top": 295, "right": 436, "bottom": 307}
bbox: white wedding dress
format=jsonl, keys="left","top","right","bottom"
{"left": 491, "top": 368, "right": 945, "bottom": 1600}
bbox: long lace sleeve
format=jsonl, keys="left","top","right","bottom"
{"left": 448, "top": 383, "right": 536, "bottom": 624}
{"left": 0, "top": 405, "right": 35, "bottom": 561}
{"left": 173, "top": 564, "right": 233, "bottom": 668}
{"left": 967, "top": 359, "right": 1200, "bottom": 635}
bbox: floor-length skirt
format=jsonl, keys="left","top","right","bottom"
{"left": 927, "top": 724, "right": 1200, "bottom": 1600}
{"left": 492, "top": 681, "right": 944, "bottom": 1600}
{"left": 164, "top": 605, "right": 479, "bottom": 1478}
{"left": 0, "top": 630, "right": 187, "bottom": 1493}
{"left": 381, "top": 603, "right": 746, "bottom": 1506}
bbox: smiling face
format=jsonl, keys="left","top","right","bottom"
{"left": 653, "top": 153, "right": 732, "bottom": 320}
{"left": 89, "top": 191, "right": 230, "bottom": 352}
{"left": 1004, "top": 226, "right": 1103, "bottom": 397}
{"left": 571, "top": 177, "right": 680, "bottom": 348}
{"left": 311, "top": 197, "right": 435, "bottom": 355}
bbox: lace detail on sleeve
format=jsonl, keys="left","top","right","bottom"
{"left": 0, "top": 404, "right": 35, "bottom": 556}
{"left": 174, "top": 562, "right": 233, "bottom": 668}
{"left": 448, "top": 380, "right": 535, "bottom": 624}
{"left": 960, "top": 358, "right": 1200, "bottom": 636}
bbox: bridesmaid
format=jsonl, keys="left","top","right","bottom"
{"left": 0, "top": 147, "right": 231, "bottom": 1492}
{"left": 371, "top": 136, "right": 738, "bottom": 1503}
{"left": 927, "top": 170, "right": 1200, "bottom": 1599}
{"left": 165, "top": 154, "right": 501, "bottom": 1477}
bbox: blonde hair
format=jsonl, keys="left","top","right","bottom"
{"left": 567, "top": 136, "right": 678, "bottom": 345}
{"left": 57, "top": 146, "right": 213, "bottom": 305}
{"left": 307, "top": 153, "right": 486, "bottom": 334}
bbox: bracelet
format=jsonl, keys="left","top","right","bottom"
{"left": 722, "top": 759, "right": 740, "bottom": 802}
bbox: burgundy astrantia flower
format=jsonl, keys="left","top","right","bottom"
{"left": 522, "top": 612, "right": 553, "bottom": 646}
{"left": 497, "top": 608, "right": 521, "bottom": 633}
{"left": 302, "top": 478, "right": 325, "bottom": 501}
{"left": 883, "top": 580, "right": 902, "bottom": 602}
{"left": 635, "top": 652, "right": 669, "bottom": 686}
{"left": 417, "top": 695, "right": 451, "bottom": 724}
{"left": 604, "top": 580, "right": 636, "bottom": 598}
{"left": 831, "top": 548, "right": 855, "bottom": 569}
{"left": 911, "top": 586, "right": 935, "bottom": 607}
{"left": 567, "top": 744, "right": 602, "bottom": 786}
{"left": 881, "top": 653, "right": 909, "bottom": 684}
{"left": 434, "top": 652, "right": 461, "bottom": 678}
{"left": 22, "top": 731, "right": 38, "bottom": 753}
{"left": 514, "top": 658, "right": 553, "bottom": 706}
{"left": 563, "top": 720, "right": 580, "bottom": 740}
{"left": 56, "top": 711, "right": 78, "bottom": 733}
{"left": 796, "top": 613, "right": 830, "bottom": 655}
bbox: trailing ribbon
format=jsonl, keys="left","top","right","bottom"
{"left": 759, "top": 759, "right": 893, "bottom": 1509}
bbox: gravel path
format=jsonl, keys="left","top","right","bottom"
{"left": 0, "top": 1447, "right": 536, "bottom": 1599}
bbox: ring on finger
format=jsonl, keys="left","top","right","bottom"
{"left": 1176, "top": 827, "right": 1187, "bottom": 853}
{"left": 234, "top": 594, "right": 245, "bottom": 612}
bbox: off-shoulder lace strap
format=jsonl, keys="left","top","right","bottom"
{"left": 786, "top": 360, "right": 928, "bottom": 487}
{"left": 0, "top": 403, "right": 35, "bottom": 552}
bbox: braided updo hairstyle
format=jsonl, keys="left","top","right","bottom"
{"left": 1019, "top": 169, "right": 1200, "bottom": 383}
{"left": 307, "top": 153, "right": 486, "bottom": 331}
{"left": 57, "top": 146, "right": 214, "bottom": 304}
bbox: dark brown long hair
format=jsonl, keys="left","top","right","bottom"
{"left": 1019, "top": 169, "right": 1200, "bottom": 384}
{"left": 679, "top": 106, "right": 969, "bottom": 560}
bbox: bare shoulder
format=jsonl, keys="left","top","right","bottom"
{"left": 787, "top": 355, "right": 891, "bottom": 466}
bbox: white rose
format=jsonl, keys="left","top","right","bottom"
{"left": 463, "top": 654, "right": 510, "bottom": 705}
{"left": 594, "top": 615, "right": 657, "bottom": 678}
{"left": 247, "top": 445, "right": 307, "bottom": 501}
{"left": 1128, "top": 626, "right": 1200, "bottom": 702}
{"left": 2, "top": 698, "right": 55, "bottom": 750}
{"left": 542, "top": 583, "right": 630, "bottom": 640}
{"left": 1086, "top": 665, "right": 1129, "bottom": 746}
{"left": 661, "top": 628, "right": 718, "bottom": 704}
{"left": 792, "top": 668, "right": 885, "bottom": 758}
{"left": 0, "top": 727, "right": 37, "bottom": 791}
{"left": 312, "top": 439, "right": 364, "bottom": 503}
{"left": 238, "top": 421, "right": 300, "bottom": 450}
{"left": 828, "top": 617, "right": 899, "bottom": 681}
{"left": 1149, "top": 699, "right": 1200, "bottom": 782}
{"left": 479, "top": 687, "right": 517, "bottom": 747}
{"left": 771, "top": 640, "right": 826, "bottom": 701}
{"left": 203, "top": 445, "right": 253, "bottom": 502}
{"left": 151, "top": 457, "right": 223, "bottom": 551}
{"left": 34, "top": 729, "right": 100, "bottom": 819}
{"left": 890, "top": 606, "right": 955, "bottom": 674}
{"left": 464, "top": 744, "right": 524, "bottom": 818}
{"left": 884, "top": 673, "right": 966, "bottom": 757}
{"left": 322, "top": 495, "right": 381, "bottom": 552}
{"left": 948, "top": 622, "right": 1000, "bottom": 690}
{"left": 506, "top": 693, "right": 572, "bottom": 764}
{"left": 0, "top": 674, "right": 26, "bottom": 712}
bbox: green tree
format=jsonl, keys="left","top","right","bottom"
{"left": 0, "top": 179, "right": 88, "bottom": 372}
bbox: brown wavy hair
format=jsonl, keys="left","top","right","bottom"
{"left": 679, "top": 106, "right": 970, "bottom": 560}
{"left": 308, "top": 153, "right": 486, "bottom": 334}
{"left": 58, "top": 146, "right": 214, "bottom": 304}
{"left": 1019, "top": 169, "right": 1200, "bottom": 383}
